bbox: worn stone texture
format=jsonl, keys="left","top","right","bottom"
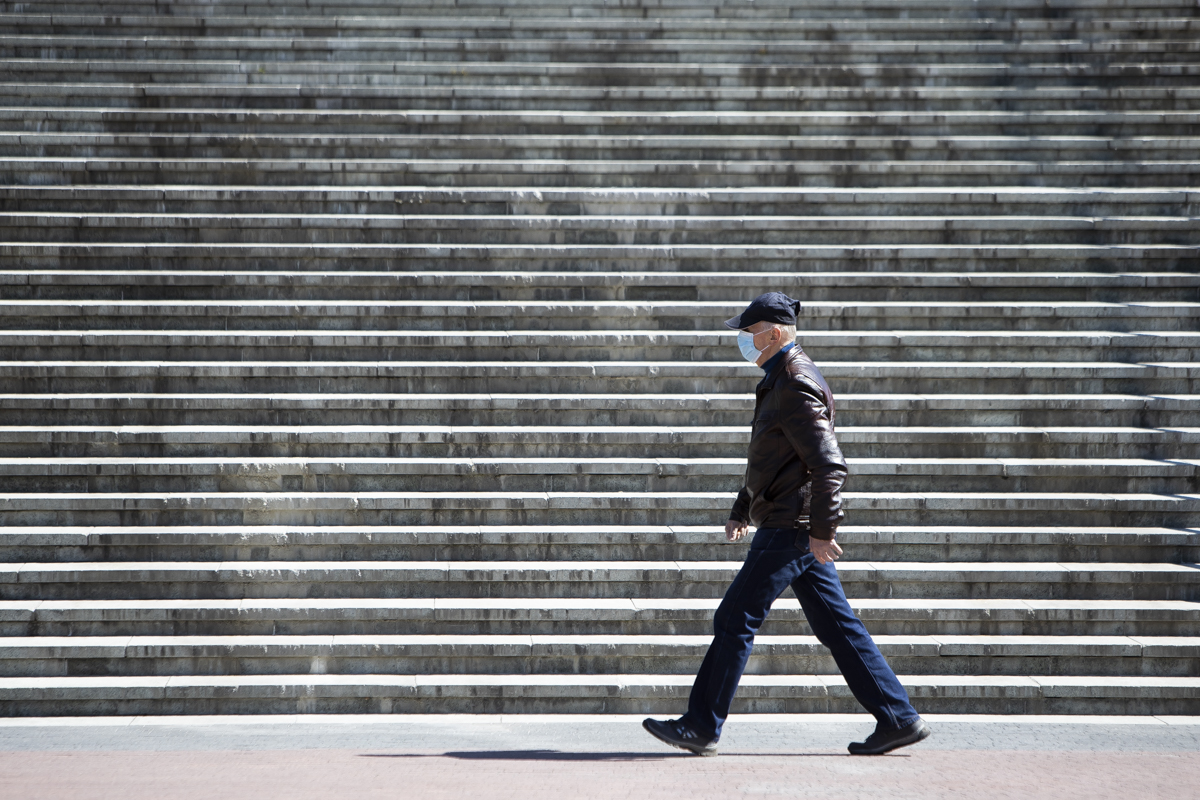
{"left": 0, "top": 0, "right": 1197, "bottom": 715}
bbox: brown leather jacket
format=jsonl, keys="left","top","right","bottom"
{"left": 729, "top": 345, "right": 848, "bottom": 540}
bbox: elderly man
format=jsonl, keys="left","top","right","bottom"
{"left": 643, "top": 292, "right": 931, "bottom": 756}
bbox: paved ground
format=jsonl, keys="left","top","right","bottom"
{"left": 3, "top": 715, "right": 1198, "bottom": 800}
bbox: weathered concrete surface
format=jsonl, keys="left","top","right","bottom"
{"left": 3, "top": 0, "right": 1199, "bottom": 716}
{"left": 1, "top": 716, "right": 1198, "bottom": 800}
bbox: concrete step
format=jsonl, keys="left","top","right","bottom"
{"left": 0, "top": 525, "right": 1195, "bottom": 565}
{"left": 6, "top": 300, "right": 1199, "bottom": 333}
{"left": 5, "top": 59, "right": 1199, "bottom": 91}
{"left": 9, "top": 270, "right": 1200, "bottom": 303}
{"left": 8, "top": 270, "right": 1199, "bottom": 304}
{"left": 7, "top": 80, "right": 1200, "bottom": 110}
{"left": 8, "top": 109, "right": 1200, "bottom": 138}
{"left": 4, "top": 212, "right": 1198, "bottom": 247}
{"left": 0, "top": 491, "right": 1194, "bottom": 529}
{"left": 0, "top": 456, "right": 1195, "bottom": 495}
{"left": 1, "top": 633, "right": 1197, "bottom": 678}
{"left": 6, "top": 13, "right": 1197, "bottom": 40}
{"left": 9, "top": 186, "right": 1200, "bottom": 215}
{"left": 5, "top": 35, "right": 1199, "bottom": 66}
{"left": 5, "top": 331, "right": 1198, "bottom": 363}
{"left": 0, "top": 672, "right": 1197, "bottom": 715}
{"left": 3, "top": 244, "right": 1195, "bottom": 274}
{"left": 7, "top": 0, "right": 1194, "bottom": 20}
{"left": 4, "top": 393, "right": 1193, "bottom": 429}
{"left": 8, "top": 159, "right": 1200, "bottom": 190}
{"left": 1, "top": 558, "right": 1197, "bottom": 601}
{"left": 8, "top": 84, "right": 1200, "bottom": 114}
{"left": 0, "top": 673, "right": 1196, "bottom": 717}
{"left": 3, "top": 425, "right": 1192, "bottom": 460}
{"left": 1, "top": 360, "right": 1195, "bottom": 395}
{"left": 4, "top": 595, "right": 1197, "bottom": 637}
{"left": 5, "top": 187, "right": 1198, "bottom": 217}
{"left": 6, "top": 134, "right": 1199, "bottom": 162}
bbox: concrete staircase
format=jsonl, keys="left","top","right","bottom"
{"left": 0, "top": 0, "right": 1198, "bottom": 716}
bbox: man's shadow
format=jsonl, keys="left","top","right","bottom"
{"left": 363, "top": 750, "right": 673, "bottom": 761}
{"left": 363, "top": 750, "right": 859, "bottom": 761}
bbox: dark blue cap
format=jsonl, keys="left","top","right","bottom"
{"left": 723, "top": 292, "right": 802, "bottom": 330}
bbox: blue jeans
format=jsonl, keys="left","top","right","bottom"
{"left": 684, "top": 526, "right": 919, "bottom": 740}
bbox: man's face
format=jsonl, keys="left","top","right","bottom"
{"left": 747, "top": 322, "right": 780, "bottom": 350}
{"left": 743, "top": 322, "right": 783, "bottom": 366}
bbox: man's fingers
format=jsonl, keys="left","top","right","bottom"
{"left": 810, "top": 539, "right": 841, "bottom": 564}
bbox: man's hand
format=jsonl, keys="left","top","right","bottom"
{"left": 725, "top": 519, "right": 749, "bottom": 542}
{"left": 810, "top": 537, "right": 843, "bottom": 564}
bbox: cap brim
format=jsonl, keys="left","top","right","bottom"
{"left": 723, "top": 314, "right": 747, "bottom": 330}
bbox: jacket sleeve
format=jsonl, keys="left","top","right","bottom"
{"left": 778, "top": 380, "right": 848, "bottom": 540}
{"left": 729, "top": 487, "right": 751, "bottom": 523}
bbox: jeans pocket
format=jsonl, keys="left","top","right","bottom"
{"left": 794, "top": 528, "right": 811, "bottom": 553}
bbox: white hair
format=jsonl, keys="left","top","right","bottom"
{"left": 771, "top": 323, "right": 796, "bottom": 343}
{"left": 749, "top": 321, "right": 796, "bottom": 343}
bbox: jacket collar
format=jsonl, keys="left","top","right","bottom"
{"left": 756, "top": 344, "right": 800, "bottom": 395}
{"left": 759, "top": 342, "right": 795, "bottom": 375}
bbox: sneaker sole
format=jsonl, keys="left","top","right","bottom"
{"left": 642, "top": 719, "right": 719, "bottom": 757}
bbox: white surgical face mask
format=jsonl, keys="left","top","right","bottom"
{"left": 737, "top": 330, "right": 762, "bottom": 363}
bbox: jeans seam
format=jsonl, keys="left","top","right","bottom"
{"left": 698, "top": 546, "right": 767, "bottom": 738}
{"left": 806, "top": 563, "right": 899, "bottom": 730}
{"left": 706, "top": 545, "right": 785, "bottom": 739}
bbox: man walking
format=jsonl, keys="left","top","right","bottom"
{"left": 643, "top": 292, "right": 931, "bottom": 756}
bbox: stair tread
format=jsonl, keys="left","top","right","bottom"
{"left": 6, "top": 359, "right": 1196, "bottom": 368}
{"left": 4, "top": 12, "right": 1194, "bottom": 31}
{"left": 7, "top": 334, "right": 1196, "bottom": 350}
{"left": 2, "top": 455, "right": 1196, "bottom": 471}
{"left": 1, "top": 673, "right": 1196, "bottom": 689}
{"left": 4, "top": 560, "right": 1197, "bottom": 574}
{"left": 9, "top": 132, "right": 1198, "bottom": 144}
{"left": 5, "top": 243, "right": 1192, "bottom": 255}
{"left": 4, "top": 393, "right": 1192, "bottom": 404}
{"left": 5, "top": 424, "right": 1194, "bottom": 436}
{"left": 0, "top": 523, "right": 1192, "bottom": 534}
{"left": 9, "top": 83, "right": 1200, "bottom": 97}
{"left": 4, "top": 596, "right": 1196, "bottom": 611}
{"left": 4, "top": 61, "right": 1195, "bottom": 77}
{"left": 0, "top": 633, "right": 1196, "bottom": 653}
{"left": 7, "top": 270, "right": 1199, "bottom": 285}
{"left": 7, "top": 34, "right": 1199, "bottom": 50}
{"left": 7, "top": 186, "right": 1197, "bottom": 199}
{"left": 10, "top": 299, "right": 1200, "bottom": 310}
{"left": 1, "top": 489, "right": 1196, "bottom": 500}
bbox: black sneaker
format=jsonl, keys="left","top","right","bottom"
{"left": 848, "top": 717, "right": 932, "bottom": 755}
{"left": 642, "top": 717, "right": 719, "bottom": 756}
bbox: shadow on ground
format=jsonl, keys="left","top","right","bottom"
{"left": 361, "top": 750, "right": 867, "bottom": 761}
{"left": 363, "top": 750, "right": 676, "bottom": 761}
